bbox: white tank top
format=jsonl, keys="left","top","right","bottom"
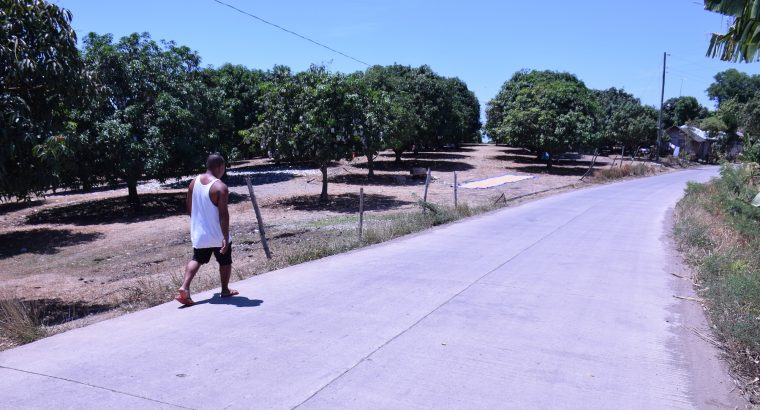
{"left": 190, "top": 175, "right": 225, "bottom": 249}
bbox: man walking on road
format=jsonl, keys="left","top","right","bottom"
{"left": 175, "top": 153, "right": 238, "bottom": 305}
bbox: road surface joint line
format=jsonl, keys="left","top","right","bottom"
{"left": 0, "top": 365, "right": 193, "bottom": 409}
{"left": 291, "top": 205, "right": 595, "bottom": 409}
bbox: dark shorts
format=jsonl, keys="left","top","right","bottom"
{"left": 193, "top": 244, "right": 232, "bottom": 266}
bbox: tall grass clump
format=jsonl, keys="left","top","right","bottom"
{"left": 0, "top": 297, "right": 46, "bottom": 346}
{"left": 593, "top": 163, "right": 661, "bottom": 182}
{"left": 674, "top": 163, "right": 760, "bottom": 403}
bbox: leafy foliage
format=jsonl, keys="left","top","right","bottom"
{"left": 707, "top": 69, "right": 760, "bottom": 104}
{"left": 200, "top": 64, "right": 267, "bottom": 159}
{"left": 73, "top": 32, "right": 220, "bottom": 208}
{"left": 594, "top": 88, "right": 658, "bottom": 151}
{"left": 1, "top": 0, "right": 85, "bottom": 200}
{"left": 674, "top": 96, "right": 709, "bottom": 125}
{"left": 705, "top": 0, "right": 760, "bottom": 62}
{"left": 486, "top": 70, "right": 600, "bottom": 166}
{"left": 3, "top": 2, "right": 482, "bottom": 205}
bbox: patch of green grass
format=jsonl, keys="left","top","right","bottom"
{"left": 673, "top": 163, "right": 760, "bottom": 402}
{"left": 279, "top": 201, "right": 497, "bottom": 267}
{"left": 301, "top": 215, "right": 358, "bottom": 229}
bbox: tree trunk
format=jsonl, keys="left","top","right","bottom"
{"left": 366, "top": 152, "right": 374, "bottom": 178}
{"left": 127, "top": 178, "right": 140, "bottom": 211}
{"left": 394, "top": 149, "right": 403, "bottom": 163}
{"left": 319, "top": 165, "right": 328, "bottom": 203}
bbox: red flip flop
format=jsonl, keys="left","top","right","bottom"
{"left": 175, "top": 289, "right": 194, "bottom": 306}
{"left": 221, "top": 289, "right": 239, "bottom": 298}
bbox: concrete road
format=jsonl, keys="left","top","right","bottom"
{"left": 0, "top": 167, "right": 741, "bottom": 409}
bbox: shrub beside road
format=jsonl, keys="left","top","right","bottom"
{"left": 674, "top": 164, "right": 760, "bottom": 403}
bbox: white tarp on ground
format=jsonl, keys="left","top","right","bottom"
{"left": 460, "top": 174, "right": 534, "bottom": 189}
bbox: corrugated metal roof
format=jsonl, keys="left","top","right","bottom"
{"left": 677, "top": 125, "right": 721, "bottom": 142}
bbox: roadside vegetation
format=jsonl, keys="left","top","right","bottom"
{"left": 0, "top": 198, "right": 507, "bottom": 348}
{"left": 4, "top": 0, "right": 760, "bottom": 356}
{"left": 674, "top": 163, "right": 760, "bottom": 402}
{"left": 592, "top": 163, "right": 664, "bottom": 182}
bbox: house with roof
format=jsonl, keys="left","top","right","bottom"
{"left": 664, "top": 125, "right": 720, "bottom": 161}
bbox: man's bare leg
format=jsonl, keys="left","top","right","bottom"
{"left": 180, "top": 260, "right": 202, "bottom": 296}
{"left": 220, "top": 264, "right": 236, "bottom": 296}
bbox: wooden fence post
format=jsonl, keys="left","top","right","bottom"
{"left": 358, "top": 187, "right": 364, "bottom": 240}
{"left": 422, "top": 168, "right": 431, "bottom": 212}
{"left": 454, "top": 171, "right": 458, "bottom": 208}
{"left": 245, "top": 177, "right": 272, "bottom": 259}
{"left": 580, "top": 149, "right": 599, "bottom": 181}
{"left": 620, "top": 146, "right": 625, "bottom": 168}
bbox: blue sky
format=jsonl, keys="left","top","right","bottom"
{"left": 58, "top": 0, "right": 760, "bottom": 116}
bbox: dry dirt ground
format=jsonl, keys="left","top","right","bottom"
{"left": 0, "top": 144, "right": 654, "bottom": 320}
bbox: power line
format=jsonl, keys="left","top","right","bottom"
{"left": 211, "top": 0, "right": 370, "bottom": 67}
{"left": 668, "top": 53, "right": 722, "bottom": 73}
{"left": 667, "top": 68, "right": 706, "bottom": 81}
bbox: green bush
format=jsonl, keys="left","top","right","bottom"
{"left": 673, "top": 165, "right": 760, "bottom": 400}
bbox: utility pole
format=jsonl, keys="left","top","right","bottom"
{"left": 655, "top": 52, "right": 667, "bottom": 163}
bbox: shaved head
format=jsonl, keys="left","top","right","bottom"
{"left": 206, "top": 153, "right": 225, "bottom": 170}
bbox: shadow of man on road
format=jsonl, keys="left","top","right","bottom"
{"left": 180, "top": 294, "right": 263, "bottom": 309}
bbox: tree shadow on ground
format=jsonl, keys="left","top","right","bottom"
{"left": 161, "top": 172, "right": 297, "bottom": 190}
{"left": 274, "top": 193, "right": 414, "bottom": 213}
{"left": 505, "top": 165, "right": 590, "bottom": 176}
{"left": 330, "top": 173, "right": 425, "bottom": 186}
{"left": 0, "top": 200, "right": 46, "bottom": 215}
{"left": 493, "top": 154, "right": 545, "bottom": 164}
{"left": 48, "top": 183, "right": 128, "bottom": 198}
{"left": 224, "top": 173, "right": 296, "bottom": 188}
{"left": 355, "top": 159, "right": 474, "bottom": 172}
{"left": 443, "top": 145, "right": 477, "bottom": 152}
{"left": 25, "top": 192, "right": 247, "bottom": 226}
{"left": 495, "top": 154, "right": 611, "bottom": 168}
{"left": 498, "top": 146, "right": 534, "bottom": 155}
{"left": 0, "top": 229, "right": 103, "bottom": 258}
{"left": 378, "top": 152, "right": 470, "bottom": 160}
{"left": 231, "top": 162, "right": 320, "bottom": 173}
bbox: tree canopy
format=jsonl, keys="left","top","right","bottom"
{"left": 660, "top": 96, "right": 709, "bottom": 128}
{"left": 72, "top": 32, "right": 221, "bottom": 208}
{"left": 485, "top": 70, "right": 600, "bottom": 167}
{"left": 1, "top": 0, "right": 85, "bottom": 200}
{"left": 707, "top": 69, "right": 760, "bottom": 104}
{"left": 3, "top": 0, "right": 486, "bottom": 204}
{"left": 594, "top": 88, "right": 658, "bottom": 152}
{"left": 247, "top": 64, "right": 480, "bottom": 200}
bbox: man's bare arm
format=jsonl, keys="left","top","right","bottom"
{"left": 186, "top": 178, "right": 195, "bottom": 215}
{"left": 217, "top": 183, "right": 230, "bottom": 253}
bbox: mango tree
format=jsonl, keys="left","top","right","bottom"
{"left": 1, "top": 0, "right": 85, "bottom": 200}
{"left": 594, "top": 88, "right": 657, "bottom": 152}
{"left": 486, "top": 70, "right": 600, "bottom": 168}
{"left": 74, "top": 32, "right": 220, "bottom": 209}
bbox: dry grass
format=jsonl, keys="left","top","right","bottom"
{"left": 0, "top": 160, "right": 667, "bottom": 350}
{"left": 102, "top": 201, "right": 500, "bottom": 314}
{"left": 592, "top": 162, "right": 661, "bottom": 181}
{"left": 673, "top": 164, "right": 760, "bottom": 404}
{"left": 269, "top": 201, "right": 497, "bottom": 267}
{"left": 0, "top": 296, "right": 46, "bottom": 346}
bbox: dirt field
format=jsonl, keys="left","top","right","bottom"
{"left": 0, "top": 144, "right": 645, "bottom": 317}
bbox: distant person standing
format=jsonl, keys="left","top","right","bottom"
{"left": 175, "top": 153, "right": 238, "bottom": 305}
